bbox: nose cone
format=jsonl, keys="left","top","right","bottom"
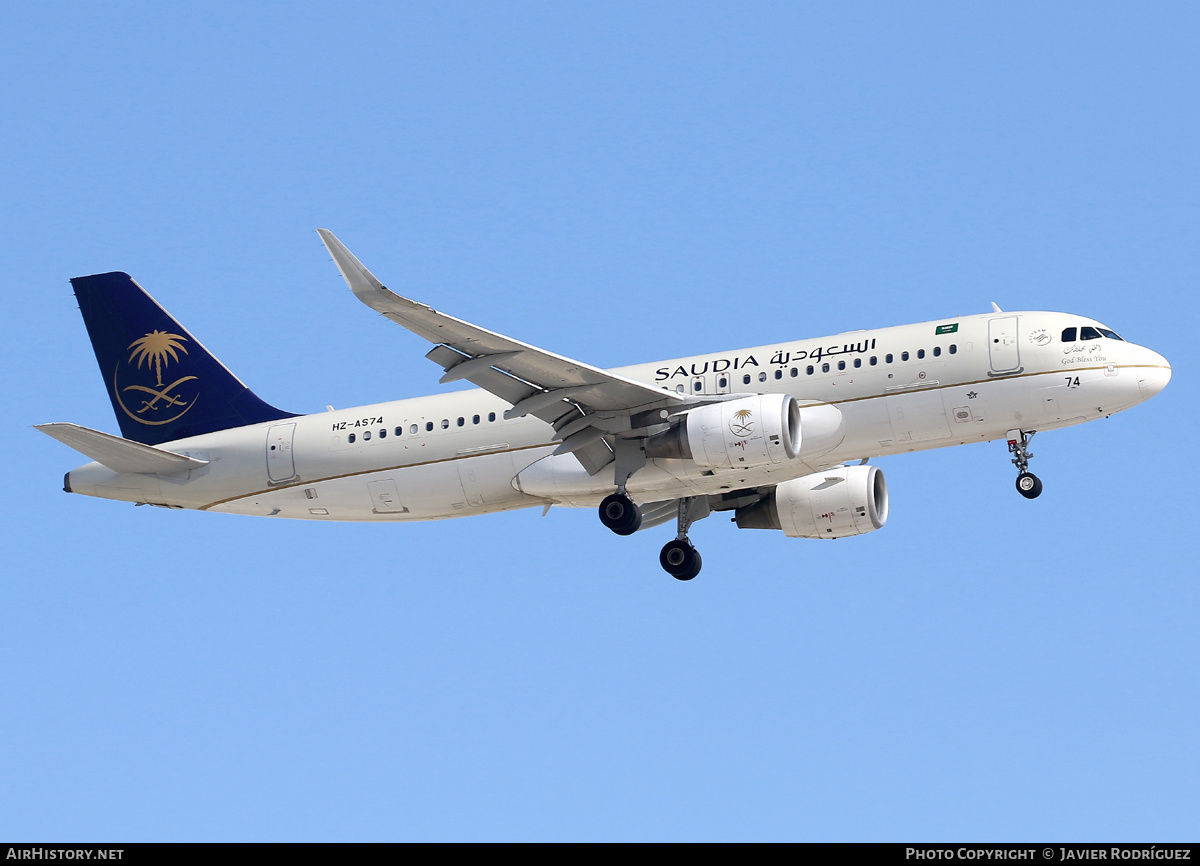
{"left": 1137, "top": 350, "right": 1172, "bottom": 400}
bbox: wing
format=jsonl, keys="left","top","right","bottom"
{"left": 318, "top": 229, "right": 689, "bottom": 475}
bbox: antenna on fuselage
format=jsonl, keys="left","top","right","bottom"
{"left": 991, "top": 302, "right": 1003, "bottom": 313}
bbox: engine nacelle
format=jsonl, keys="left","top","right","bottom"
{"left": 734, "top": 465, "right": 888, "bottom": 539}
{"left": 645, "top": 395, "right": 845, "bottom": 470}
{"left": 645, "top": 393, "right": 800, "bottom": 470}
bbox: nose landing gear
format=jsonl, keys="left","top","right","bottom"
{"left": 1007, "top": 429, "right": 1042, "bottom": 499}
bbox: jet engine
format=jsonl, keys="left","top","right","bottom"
{"left": 644, "top": 395, "right": 844, "bottom": 470}
{"left": 644, "top": 393, "right": 799, "bottom": 469}
{"left": 734, "top": 464, "right": 888, "bottom": 539}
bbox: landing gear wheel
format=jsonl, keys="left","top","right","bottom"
{"left": 599, "top": 493, "right": 642, "bottom": 536}
{"left": 660, "top": 539, "right": 702, "bottom": 581}
{"left": 1007, "top": 430, "right": 1043, "bottom": 500}
{"left": 1016, "top": 472, "right": 1043, "bottom": 499}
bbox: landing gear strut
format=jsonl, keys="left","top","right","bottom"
{"left": 1007, "top": 428, "right": 1043, "bottom": 500}
{"left": 659, "top": 497, "right": 708, "bottom": 581}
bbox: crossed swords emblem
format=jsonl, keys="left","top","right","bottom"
{"left": 122, "top": 375, "right": 198, "bottom": 413}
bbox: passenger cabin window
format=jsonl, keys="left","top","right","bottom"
{"left": 425, "top": 422, "right": 434, "bottom": 432}
{"left": 488, "top": 412, "right": 496, "bottom": 422}
{"left": 774, "top": 369, "right": 782, "bottom": 380}
{"left": 917, "top": 349, "right": 925, "bottom": 359}
{"left": 457, "top": 417, "right": 465, "bottom": 427}
{"left": 348, "top": 433, "right": 356, "bottom": 443}
{"left": 410, "top": 424, "right": 418, "bottom": 434}
{"left": 473, "top": 415, "right": 480, "bottom": 424}
{"left": 379, "top": 429, "right": 386, "bottom": 439}
{"left": 837, "top": 360, "right": 845, "bottom": 371}
{"left": 854, "top": 358, "right": 862, "bottom": 368}
{"left": 676, "top": 383, "right": 685, "bottom": 393}
{"left": 901, "top": 351, "right": 910, "bottom": 362}
{"left": 870, "top": 356, "right": 877, "bottom": 366}
{"left": 886, "top": 354, "right": 893, "bottom": 364}
{"left": 743, "top": 374, "right": 751, "bottom": 385}
{"left": 758, "top": 372, "right": 767, "bottom": 383}
{"left": 1062, "top": 327, "right": 1077, "bottom": 342}
{"left": 395, "top": 427, "right": 403, "bottom": 437}
{"left": 720, "top": 375, "right": 730, "bottom": 387}
{"left": 693, "top": 380, "right": 703, "bottom": 392}
{"left": 949, "top": 344, "right": 957, "bottom": 354}
{"left": 821, "top": 363, "right": 830, "bottom": 373}
{"left": 441, "top": 419, "right": 450, "bottom": 429}
{"left": 363, "top": 430, "right": 371, "bottom": 440}
{"left": 933, "top": 346, "right": 941, "bottom": 357}
{"left": 789, "top": 368, "right": 797, "bottom": 378}
{"left": 806, "top": 365, "right": 814, "bottom": 375}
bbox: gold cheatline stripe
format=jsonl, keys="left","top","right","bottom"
{"left": 201, "top": 363, "right": 1164, "bottom": 510}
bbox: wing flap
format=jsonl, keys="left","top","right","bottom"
{"left": 35, "top": 423, "right": 208, "bottom": 475}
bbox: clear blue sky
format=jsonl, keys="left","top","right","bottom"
{"left": 3, "top": 1, "right": 1196, "bottom": 841}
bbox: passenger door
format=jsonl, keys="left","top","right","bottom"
{"left": 988, "top": 317, "right": 1022, "bottom": 374}
{"left": 266, "top": 423, "right": 297, "bottom": 483}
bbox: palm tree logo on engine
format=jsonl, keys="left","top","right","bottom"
{"left": 730, "top": 408, "right": 754, "bottom": 437}
{"left": 113, "top": 330, "right": 200, "bottom": 426}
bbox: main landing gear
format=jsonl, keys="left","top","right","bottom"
{"left": 1007, "top": 428, "right": 1043, "bottom": 500}
{"left": 597, "top": 490, "right": 707, "bottom": 580}
{"left": 660, "top": 539, "right": 701, "bottom": 581}
{"left": 659, "top": 497, "right": 708, "bottom": 581}
{"left": 598, "top": 491, "right": 641, "bottom": 535}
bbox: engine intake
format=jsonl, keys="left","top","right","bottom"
{"left": 734, "top": 465, "right": 888, "bottom": 539}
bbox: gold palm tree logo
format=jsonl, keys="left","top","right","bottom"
{"left": 730, "top": 408, "right": 754, "bottom": 437}
{"left": 114, "top": 330, "right": 199, "bottom": 424}
{"left": 128, "top": 330, "right": 188, "bottom": 387}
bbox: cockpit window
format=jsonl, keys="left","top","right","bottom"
{"left": 1064, "top": 324, "right": 1124, "bottom": 343}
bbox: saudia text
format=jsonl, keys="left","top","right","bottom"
{"left": 654, "top": 340, "right": 878, "bottom": 381}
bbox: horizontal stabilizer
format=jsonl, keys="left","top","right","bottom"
{"left": 35, "top": 423, "right": 208, "bottom": 475}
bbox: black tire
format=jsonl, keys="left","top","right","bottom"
{"left": 660, "top": 540, "right": 702, "bottom": 580}
{"left": 599, "top": 493, "right": 642, "bottom": 535}
{"left": 1016, "top": 472, "right": 1043, "bottom": 499}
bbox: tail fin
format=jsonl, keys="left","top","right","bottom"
{"left": 71, "top": 271, "right": 296, "bottom": 446}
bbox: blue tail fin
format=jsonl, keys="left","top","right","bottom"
{"left": 71, "top": 272, "right": 296, "bottom": 446}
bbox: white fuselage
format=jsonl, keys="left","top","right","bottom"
{"left": 65, "top": 310, "right": 1171, "bottom": 520}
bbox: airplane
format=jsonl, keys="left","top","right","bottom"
{"left": 38, "top": 230, "right": 1172, "bottom": 580}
